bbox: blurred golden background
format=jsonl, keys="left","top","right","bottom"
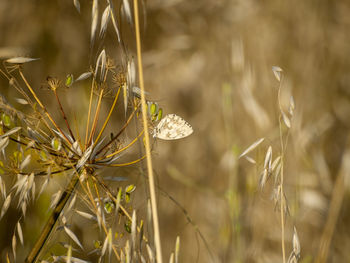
{"left": 1, "top": 0, "right": 350, "bottom": 262}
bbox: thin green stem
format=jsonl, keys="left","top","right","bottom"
{"left": 19, "top": 70, "right": 72, "bottom": 146}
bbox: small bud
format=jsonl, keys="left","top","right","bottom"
{"left": 272, "top": 66, "right": 283, "bottom": 82}
{"left": 40, "top": 150, "right": 48, "bottom": 161}
{"left": 1, "top": 113, "right": 12, "bottom": 128}
{"left": 104, "top": 200, "right": 114, "bottom": 214}
{"left": 51, "top": 137, "right": 62, "bottom": 151}
{"left": 150, "top": 103, "right": 157, "bottom": 115}
{"left": 157, "top": 108, "right": 163, "bottom": 121}
{"left": 94, "top": 240, "right": 102, "bottom": 249}
{"left": 125, "top": 184, "right": 136, "bottom": 193}
{"left": 65, "top": 74, "right": 74, "bottom": 87}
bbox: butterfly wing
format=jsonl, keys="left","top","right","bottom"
{"left": 154, "top": 114, "right": 193, "bottom": 140}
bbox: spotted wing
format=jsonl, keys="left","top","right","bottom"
{"left": 154, "top": 114, "right": 193, "bottom": 140}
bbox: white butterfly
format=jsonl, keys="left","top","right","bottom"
{"left": 153, "top": 114, "right": 193, "bottom": 140}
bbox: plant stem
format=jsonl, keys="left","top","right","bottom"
{"left": 25, "top": 173, "right": 79, "bottom": 263}
{"left": 19, "top": 70, "right": 72, "bottom": 147}
{"left": 278, "top": 77, "right": 286, "bottom": 263}
{"left": 53, "top": 89, "right": 76, "bottom": 142}
{"left": 94, "top": 87, "right": 121, "bottom": 145}
{"left": 94, "top": 103, "right": 140, "bottom": 157}
{"left": 133, "top": 0, "right": 163, "bottom": 262}
{"left": 87, "top": 88, "right": 104, "bottom": 146}
{"left": 280, "top": 162, "right": 286, "bottom": 263}
{"left": 315, "top": 159, "right": 346, "bottom": 263}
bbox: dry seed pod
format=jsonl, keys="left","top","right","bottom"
{"left": 76, "top": 72, "right": 92, "bottom": 82}
{"left": 17, "top": 221, "right": 23, "bottom": 245}
{"left": 292, "top": 227, "right": 300, "bottom": 256}
{"left": 106, "top": 0, "right": 121, "bottom": 42}
{"left": 91, "top": 0, "right": 98, "bottom": 45}
{"left": 64, "top": 225, "right": 83, "bottom": 250}
{"left": 272, "top": 66, "right": 283, "bottom": 82}
{"left": 282, "top": 111, "right": 291, "bottom": 128}
{"left": 12, "top": 234, "right": 16, "bottom": 261}
{"left": 239, "top": 138, "right": 264, "bottom": 159}
{"left": 259, "top": 168, "right": 269, "bottom": 190}
{"left": 100, "top": 6, "right": 110, "bottom": 37}
{"left": 73, "top": 0, "right": 80, "bottom": 13}
{"left": 264, "top": 146, "right": 272, "bottom": 170}
{"left": 289, "top": 95, "right": 295, "bottom": 116}
{"left": 122, "top": 0, "right": 132, "bottom": 25}
{"left": 6, "top": 57, "right": 39, "bottom": 64}
{"left": 15, "top": 98, "right": 29, "bottom": 105}
{"left": 0, "top": 193, "right": 11, "bottom": 219}
{"left": 244, "top": 155, "right": 256, "bottom": 164}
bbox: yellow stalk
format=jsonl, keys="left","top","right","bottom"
{"left": 107, "top": 155, "right": 146, "bottom": 167}
{"left": 96, "top": 129, "right": 144, "bottom": 162}
{"left": 85, "top": 80, "right": 96, "bottom": 148}
{"left": 94, "top": 87, "right": 121, "bottom": 145}
{"left": 133, "top": 1, "right": 163, "bottom": 260}
{"left": 87, "top": 88, "right": 104, "bottom": 146}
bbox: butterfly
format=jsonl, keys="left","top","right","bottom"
{"left": 153, "top": 114, "right": 193, "bottom": 140}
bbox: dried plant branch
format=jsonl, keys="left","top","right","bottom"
{"left": 315, "top": 141, "right": 348, "bottom": 263}
{"left": 18, "top": 70, "right": 72, "bottom": 146}
{"left": 25, "top": 172, "right": 79, "bottom": 263}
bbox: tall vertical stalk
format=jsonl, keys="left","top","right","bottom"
{"left": 133, "top": 0, "right": 163, "bottom": 262}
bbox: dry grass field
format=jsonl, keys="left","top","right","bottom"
{"left": 0, "top": 0, "right": 349, "bottom": 262}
